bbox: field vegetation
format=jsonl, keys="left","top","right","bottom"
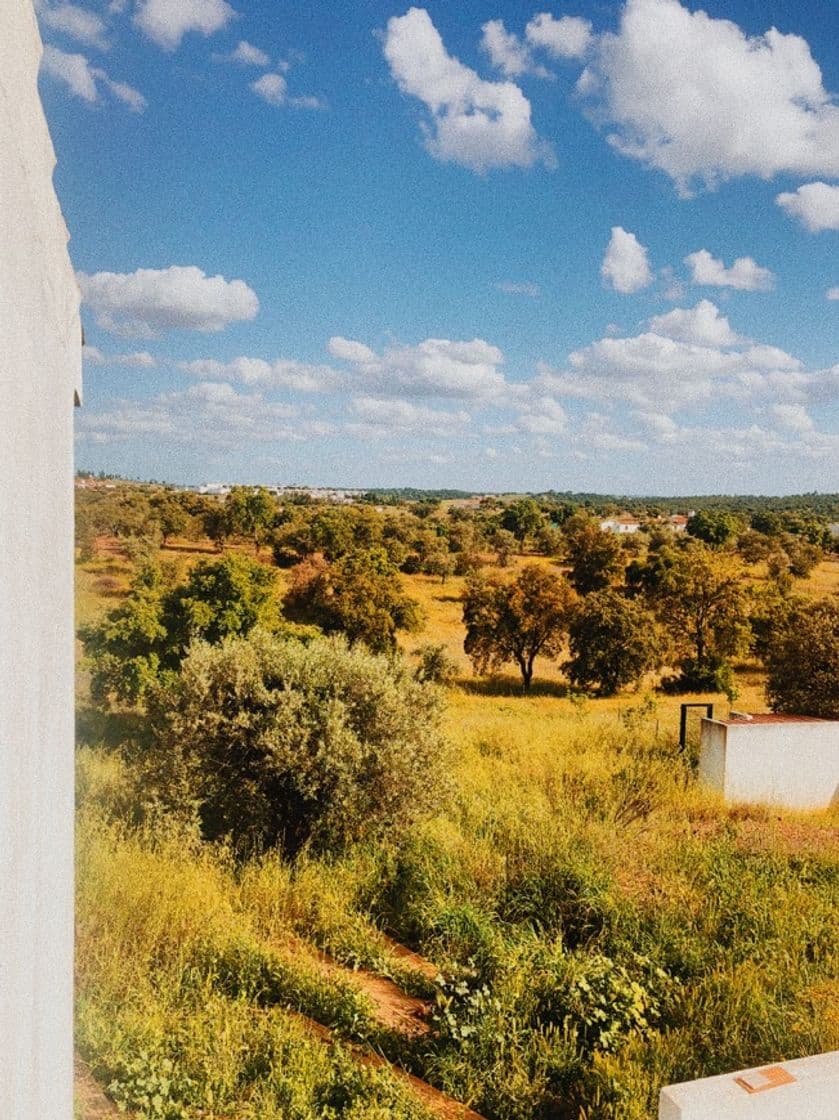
{"left": 74, "top": 481, "right": 839, "bottom": 1119}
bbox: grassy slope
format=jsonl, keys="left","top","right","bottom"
{"left": 75, "top": 540, "right": 839, "bottom": 1120}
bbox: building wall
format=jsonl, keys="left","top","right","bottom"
{"left": 699, "top": 720, "right": 839, "bottom": 810}
{"left": 0, "top": 3, "right": 81, "bottom": 1117}
{"left": 659, "top": 1048, "right": 839, "bottom": 1120}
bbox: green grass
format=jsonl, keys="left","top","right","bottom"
{"left": 75, "top": 543, "right": 839, "bottom": 1119}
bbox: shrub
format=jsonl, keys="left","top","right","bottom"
{"left": 414, "top": 643, "right": 459, "bottom": 685}
{"left": 146, "top": 631, "right": 450, "bottom": 855}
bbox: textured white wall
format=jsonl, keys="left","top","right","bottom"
{"left": 0, "top": 3, "right": 81, "bottom": 1117}
{"left": 659, "top": 1049, "right": 839, "bottom": 1120}
{"left": 699, "top": 719, "right": 839, "bottom": 810}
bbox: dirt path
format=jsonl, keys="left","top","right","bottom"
{"left": 307, "top": 945, "right": 432, "bottom": 1037}
{"left": 288, "top": 1010, "right": 486, "bottom": 1120}
{"left": 382, "top": 934, "right": 441, "bottom": 982}
{"left": 74, "top": 1053, "right": 124, "bottom": 1120}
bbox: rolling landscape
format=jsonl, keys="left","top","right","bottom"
{"left": 73, "top": 482, "right": 839, "bottom": 1119}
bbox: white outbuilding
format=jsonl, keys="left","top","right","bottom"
{"left": 699, "top": 713, "right": 839, "bottom": 811}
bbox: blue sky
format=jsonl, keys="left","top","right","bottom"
{"left": 38, "top": 0, "right": 839, "bottom": 493}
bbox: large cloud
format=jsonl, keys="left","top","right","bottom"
{"left": 179, "top": 356, "right": 343, "bottom": 393}
{"left": 347, "top": 396, "right": 471, "bottom": 438}
{"left": 600, "top": 226, "right": 653, "bottom": 293}
{"left": 383, "top": 7, "right": 552, "bottom": 173}
{"left": 536, "top": 301, "right": 804, "bottom": 412}
{"left": 328, "top": 335, "right": 508, "bottom": 399}
{"left": 77, "top": 265, "right": 259, "bottom": 337}
{"left": 776, "top": 182, "right": 839, "bottom": 232}
{"left": 648, "top": 300, "right": 739, "bottom": 347}
{"left": 684, "top": 250, "right": 774, "bottom": 291}
{"left": 578, "top": 0, "right": 839, "bottom": 193}
{"left": 134, "top": 0, "right": 236, "bottom": 51}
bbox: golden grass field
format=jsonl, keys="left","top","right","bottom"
{"left": 74, "top": 535, "right": 839, "bottom": 1120}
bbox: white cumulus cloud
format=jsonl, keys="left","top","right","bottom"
{"left": 383, "top": 7, "right": 553, "bottom": 173}
{"left": 76, "top": 382, "right": 328, "bottom": 448}
{"left": 347, "top": 396, "right": 470, "bottom": 438}
{"left": 601, "top": 226, "right": 653, "bottom": 293}
{"left": 684, "top": 250, "right": 774, "bottom": 291}
{"left": 578, "top": 0, "right": 839, "bottom": 193}
{"left": 37, "top": 2, "right": 108, "bottom": 49}
{"left": 41, "top": 45, "right": 145, "bottom": 109}
{"left": 648, "top": 300, "right": 740, "bottom": 347}
{"left": 828, "top": 287, "right": 839, "bottom": 301}
{"left": 330, "top": 335, "right": 508, "bottom": 400}
{"left": 229, "top": 40, "right": 270, "bottom": 66}
{"left": 77, "top": 265, "right": 259, "bottom": 337}
{"left": 250, "top": 73, "right": 287, "bottom": 105}
{"left": 776, "top": 182, "right": 839, "bottom": 232}
{"left": 179, "top": 356, "right": 343, "bottom": 393}
{"left": 525, "top": 12, "right": 592, "bottom": 59}
{"left": 134, "top": 0, "right": 236, "bottom": 51}
{"left": 41, "top": 44, "right": 98, "bottom": 101}
{"left": 480, "top": 19, "right": 549, "bottom": 78}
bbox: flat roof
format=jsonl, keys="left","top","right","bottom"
{"left": 719, "top": 713, "right": 828, "bottom": 725}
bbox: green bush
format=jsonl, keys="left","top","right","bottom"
{"left": 146, "top": 632, "right": 450, "bottom": 855}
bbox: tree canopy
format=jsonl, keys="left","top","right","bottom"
{"left": 80, "top": 553, "right": 278, "bottom": 704}
{"left": 764, "top": 598, "right": 839, "bottom": 718}
{"left": 462, "top": 564, "right": 575, "bottom": 691}
{"left": 566, "top": 590, "right": 664, "bottom": 696}
{"left": 651, "top": 543, "right": 749, "bottom": 695}
{"left": 563, "top": 514, "right": 624, "bottom": 595}
{"left": 146, "top": 631, "right": 449, "bottom": 855}
{"left": 283, "top": 547, "right": 422, "bottom": 653}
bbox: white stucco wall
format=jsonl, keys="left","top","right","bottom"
{"left": 0, "top": 3, "right": 80, "bottom": 1118}
{"left": 699, "top": 719, "right": 839, "bottom": 810}
{"left": 659, "top": 1049, "right": 839, "bottom": 1120}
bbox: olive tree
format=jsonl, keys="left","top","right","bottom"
{"left": 146, "top": 632, "right": 450, "bottom": 855}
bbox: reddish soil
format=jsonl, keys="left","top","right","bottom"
{"left": 381, "top": 934, "right": 441, "bottom": 981}
{"left": 74, "top": 1054, "right": 123, "bottom": 1120}
{"left": 289, "top": 1010, "right": 486, "bottom": 1120}
{"left": 309, "top": 946, "right": 432, "bottom": 1037}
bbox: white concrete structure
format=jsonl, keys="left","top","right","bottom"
{"left": 599, "top": 515, "right": 642, "bottom": 534}
{"left": 699, "top": 715, "right": 839, "bottom": 810}
{"left": 659, "top": 1049, "right": 839, "bottom": 1119}
{"left": 0, "top": 3, "right": 81, "bottom": 1118}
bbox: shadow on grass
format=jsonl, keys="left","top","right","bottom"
{"left": 457, "top": 674, "right": 571, "bottom": 699}
{"left": 76, "top": 705, "right": 150, "bottom": 752}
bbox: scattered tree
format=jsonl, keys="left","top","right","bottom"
{"left": 462, "top": 565, "right": 575, "bottom": 691}
{"left": 563, "top": 514, "right": 624, "bottom": 594}
{"left": 652, "top": 544, "right": 749, "bottom": 694}
{"left": 284, "top": 547, "right": 422, "bottom": 653}
{"left": 501, "top": 498, "right": 546, "bottom": 548}
{"left": 80, "top": 553, "right": 277, "bottom": 704}
{"left": 224, "top": 486, "right": 277, "bottom": 551}
{"left": 686, "top": 509, "right": 741, "bottom": 547}
{"left": 566, "top": 590, "right": 664, "bottom": 696}
{"left": 764, "top": 598, "right": 839, "bottom": 718}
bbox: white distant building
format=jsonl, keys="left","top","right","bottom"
{"left": 699, "top": 714, "right": 839, "bottom": 811}
{"left": 599, "top": 515, "right": 642, "bottom": 534}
